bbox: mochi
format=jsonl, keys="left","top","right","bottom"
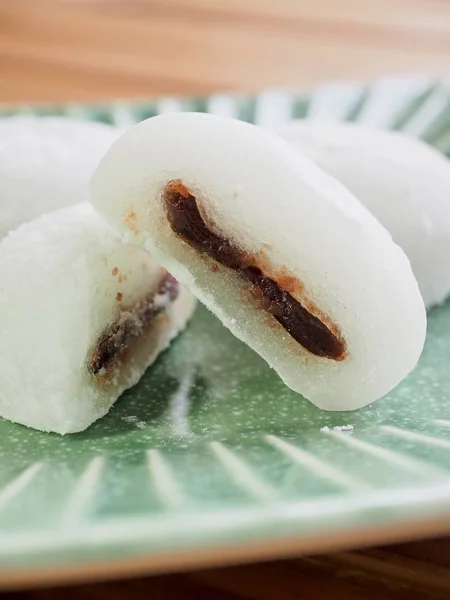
{"left": 0, "top": 116, "right": 119, "bottom": 238}
{"left": 0, "top": 203, "right": 196, "bottom": 433}
{"left": 277, "top": 119, "right": 450, "bottom": 308}
{"left": 91, "top": 112, "right": 426, "bottom": 411}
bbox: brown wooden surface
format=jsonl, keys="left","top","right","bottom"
{"left": 3, "top": 541, "right": 450, "bottom": 599}
{"left": 1, "top": 1, "right": 450, "bottom": 597}
{"left": 1, "top": 0, "right": 450, "bottom": 103}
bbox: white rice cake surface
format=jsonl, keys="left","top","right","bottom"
{"left": 90, "top": 112, "right": 426, "bottom": 412}
{"left": 0, "top": 203, "right": 196, "bottom": 434}
{"left": 0, "top": 116, "right": 120, "bottom": 239}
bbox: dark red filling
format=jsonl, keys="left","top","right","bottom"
{"left": 163, "top": 181, "right": 345, "bottom": 360}
{"left": 89, "top": 272, "right": 179, "bottom": 375}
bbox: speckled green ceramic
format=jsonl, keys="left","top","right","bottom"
{"left": 1, "top": 75, "right": 450, "bottom": 587}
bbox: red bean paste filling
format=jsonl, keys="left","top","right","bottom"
{"left": 164, "top": 183, "right": 345, "bottom": 360}
{"left": 89, "top": 272, "right": 179, "bottom": 376}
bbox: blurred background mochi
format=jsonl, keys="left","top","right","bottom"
{"left": 277, "top": 120, "right": 450, "bottom": 309}
{"left": 0, "top": 116, "right": 120, "bottom": 239}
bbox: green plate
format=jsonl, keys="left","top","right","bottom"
{"left": 1, "top": 75, "right": 450, "bottom": 589}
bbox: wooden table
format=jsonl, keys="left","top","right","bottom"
{"left": 2, "top": 541, "right": 450, "bottom": 599}
{"left": 1, "top": 1, "right": 450, "bottom": 597}
{"left": 1, "top": 0, "right": 450, "bottom": 103}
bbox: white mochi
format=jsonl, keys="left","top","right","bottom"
{"left": 277, "top": 119, "right": 450, "bottom": 308}
{"left": 91, "top": 112, "right": 426, "bottom": 411}
{"left": 0, "top": 116, "right": 120, "bottom": 239}
{"left": 0, "top": 203, "right": 196, "bottom": 434}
